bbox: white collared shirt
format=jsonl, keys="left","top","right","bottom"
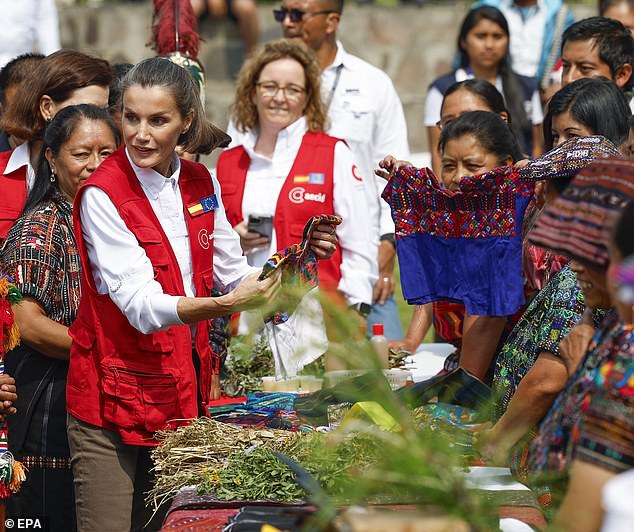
{"left": 0, "top": 0, "right": 60, "bottom": 68}
{"left": 4, "top": 142, "right": 36, "bottom": 192}
{"left": 498, "top": 0, "right": 546, "bottom": 79}
{"left": 238, "top": 117, "right": 378, "bottom": 305}
{"left": 80, "top": 148, "right": 254, "bottom": 334}
{"left": 226, "top": 42, "right": 409, "bottom": 238}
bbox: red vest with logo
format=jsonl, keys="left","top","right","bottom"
{"left": 0, "top": 149, "right": 27, "bottom": 240}
{"left": 217, "top": 131, "right": 343, "bottom": 291}
{"left": 67, "top": 146, "right": 217, "bottom": 446}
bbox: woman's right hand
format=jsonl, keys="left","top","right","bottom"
{"left": 234, "top": 220, "right": 271, "bottom": 255}
{"left": 0, "top": 374, "right": 17, "bottom": 420}
{"left": 230, "top": 270, "right": 282, "bottom": 312}
{"left": 375, "top": 155, "right": 414, "bottom": 180}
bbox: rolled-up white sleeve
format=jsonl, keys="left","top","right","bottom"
{"left": 332, "top": 142, "right": 379, "bottom": 305}
{"left": 80, "top": 187, "right": 182, "bottom": 334}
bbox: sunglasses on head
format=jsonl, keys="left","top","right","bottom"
{"left": 272, "top": 7, "right": 334, "bottom": 23}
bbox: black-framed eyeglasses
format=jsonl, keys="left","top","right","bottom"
{"left": 272, "top": 7, "right": 334, "bottom": 23}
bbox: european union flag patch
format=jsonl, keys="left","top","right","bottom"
{"left": 308, "top": 172, "right": 325, "bottom": 184}
{"left": 187, "top": 194, "right": 219, "bottom": 217}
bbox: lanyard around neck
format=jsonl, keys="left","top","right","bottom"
{"left": 325, "top": 63, "right": 344, "bottom": 110}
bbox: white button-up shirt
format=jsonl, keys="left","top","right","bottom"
{"left": 4, "top": 142, "right": 36, "bottom": 192}
{"left": 80, "top": 149, "right": 254, "bottom": 334}
{"left": 226, "top": 42, "right": 409, "bottom": 239}
{"left": 0, "top": 0, "right": 60, "bottom": 68}
{"left": 497, "top": 0, "right": 546, "bottom": 79}
{"left": 238, "top": 117, "right": 378, "bottom": 306}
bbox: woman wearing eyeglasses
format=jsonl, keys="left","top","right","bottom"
{"left": 217, "top": 39, "right": 378, "bottom": 354}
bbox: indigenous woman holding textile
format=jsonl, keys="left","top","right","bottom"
{"left": 424, "top": 6, "right": 543, "bottom": 174}
{"left": 0, "top": 50, "right": 111, "bottom": 242}
{"left": 381, "top": 111, "right": 523, "bottom": 380}
{"left": 1, "top": 105, "right": 120, "bottom": 532}
{"left": 66, "top": 57, "right": 336, "bottom": 531}
{"left": 216, "top": 40, "right": 377, "bottom": 334}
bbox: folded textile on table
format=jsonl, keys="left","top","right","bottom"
{"left": 382, "top": 166, "right": 533, "bottom": 316}
{"left": 260, "top": 214, "right": 341, "bottom": 378}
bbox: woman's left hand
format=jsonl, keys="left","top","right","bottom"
{"left": 309, "top": 223, "right": 338, "bottom": 260}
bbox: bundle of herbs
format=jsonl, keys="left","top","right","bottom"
{"left": 221, "top": 335, "right": 275, "bottom": 396}
{"left": 148, "top": 417, "right": 298, "bottom": 510}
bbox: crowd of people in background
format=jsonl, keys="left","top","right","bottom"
{"left": 0, "top": 1, "right": 632, "bottom": 531}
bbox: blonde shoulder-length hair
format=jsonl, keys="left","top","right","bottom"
{"left": 231, "top": 39, "right": 327, "bottom": 133}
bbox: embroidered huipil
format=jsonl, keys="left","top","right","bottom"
{"left": 383, "top": 165, "right": 534, "bottom": 316}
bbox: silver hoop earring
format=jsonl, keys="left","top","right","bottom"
{"left": 50, "top": 170, "right": 56, "bottom": 183}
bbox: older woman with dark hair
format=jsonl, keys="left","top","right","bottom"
{"left": 0, "top": 50, "right": 112, "bottom": 242}
{"left": 1, "top": 104, "right": 119, "bottom": 532}
{"left": 217, "top": 39, "right": 378, "bottom": 360}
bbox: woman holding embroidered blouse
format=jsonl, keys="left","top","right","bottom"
{"left": 216, "top": 39, "right": 378, "bottom": 340}
{"left": 66, "top": 57, "right": 337, "bottom": 531}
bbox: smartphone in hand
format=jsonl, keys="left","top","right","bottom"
{"left": 247, "top": 214, "right": 273, "bottom": 239}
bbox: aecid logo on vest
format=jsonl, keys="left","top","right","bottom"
{"left": 288, "top": 186, "right": 326, "bottom": 204}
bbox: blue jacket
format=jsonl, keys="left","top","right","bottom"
{"left": 472, "top": 0, "right": 575, "bottom": 83}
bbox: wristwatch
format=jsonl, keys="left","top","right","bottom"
{"left": 349, "top": 302, "right": 371, "bottom": 318}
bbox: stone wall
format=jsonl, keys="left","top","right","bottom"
{"left": 58, "top": 1, "right": 595, "bottom": 156}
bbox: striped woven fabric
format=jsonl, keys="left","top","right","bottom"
{"left": 519, "top": 136, "right": 621, "bottom": 183}
{"left": 527, "top": 159, "right": 634, "bottom": 269}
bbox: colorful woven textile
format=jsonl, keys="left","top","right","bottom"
{"left": 528, "top": 159, "right": 634, "bottom": 269}
{"left": 0, "top": 272, "right": 25, "bottom": 498}
{"left": 259, "top": 214, "right": 342, "bottom": 324}
{"left": 525, "top": 311, "right": 621, "bottom": 477}
{"left": 382, "top": 166, "right": 533, "bottom": 316}
{"left": 575, "top": 329, "right": 634, "bottom": 474}
{"left": 491, "top": 264, "right": 604, "bottom": 421}
{"left": 518, "top": 136, "right": 621, "bottom": 183}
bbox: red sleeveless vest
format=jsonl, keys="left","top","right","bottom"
{"left": 216, "top": 131, "right": 343, "bottom": 291}
{"left": 0, "top": 149, "right": 27, "bottom": 240}
{"left": 67, "top": 146, "right": 217, "bottom": 446}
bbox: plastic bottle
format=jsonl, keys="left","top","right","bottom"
{"left": 370, "top": 323, "right": 389, "bottom": 369}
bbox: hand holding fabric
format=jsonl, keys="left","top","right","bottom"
{"left": 375, "top": 154, "right": 413, "bottom": 181}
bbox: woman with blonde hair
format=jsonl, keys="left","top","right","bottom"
{"left": 217, "top": 39, "right": 378, "bottom": 349}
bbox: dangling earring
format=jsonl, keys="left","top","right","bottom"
{"left": 50, "top": 170, "right": 56, "bottom": 183}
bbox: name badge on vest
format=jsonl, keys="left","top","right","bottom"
{"left": 187, "top": 194, "right": 218, "bottom": 217}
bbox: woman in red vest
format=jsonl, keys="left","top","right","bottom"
{"left": 66, "top": 57, "right": 337, "bottom": 531}
{"left": 0, "top": 50, "right": 112, "bottom": 243}
{"left": 217, "top": 39, "right": 378, "bottom": 339}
